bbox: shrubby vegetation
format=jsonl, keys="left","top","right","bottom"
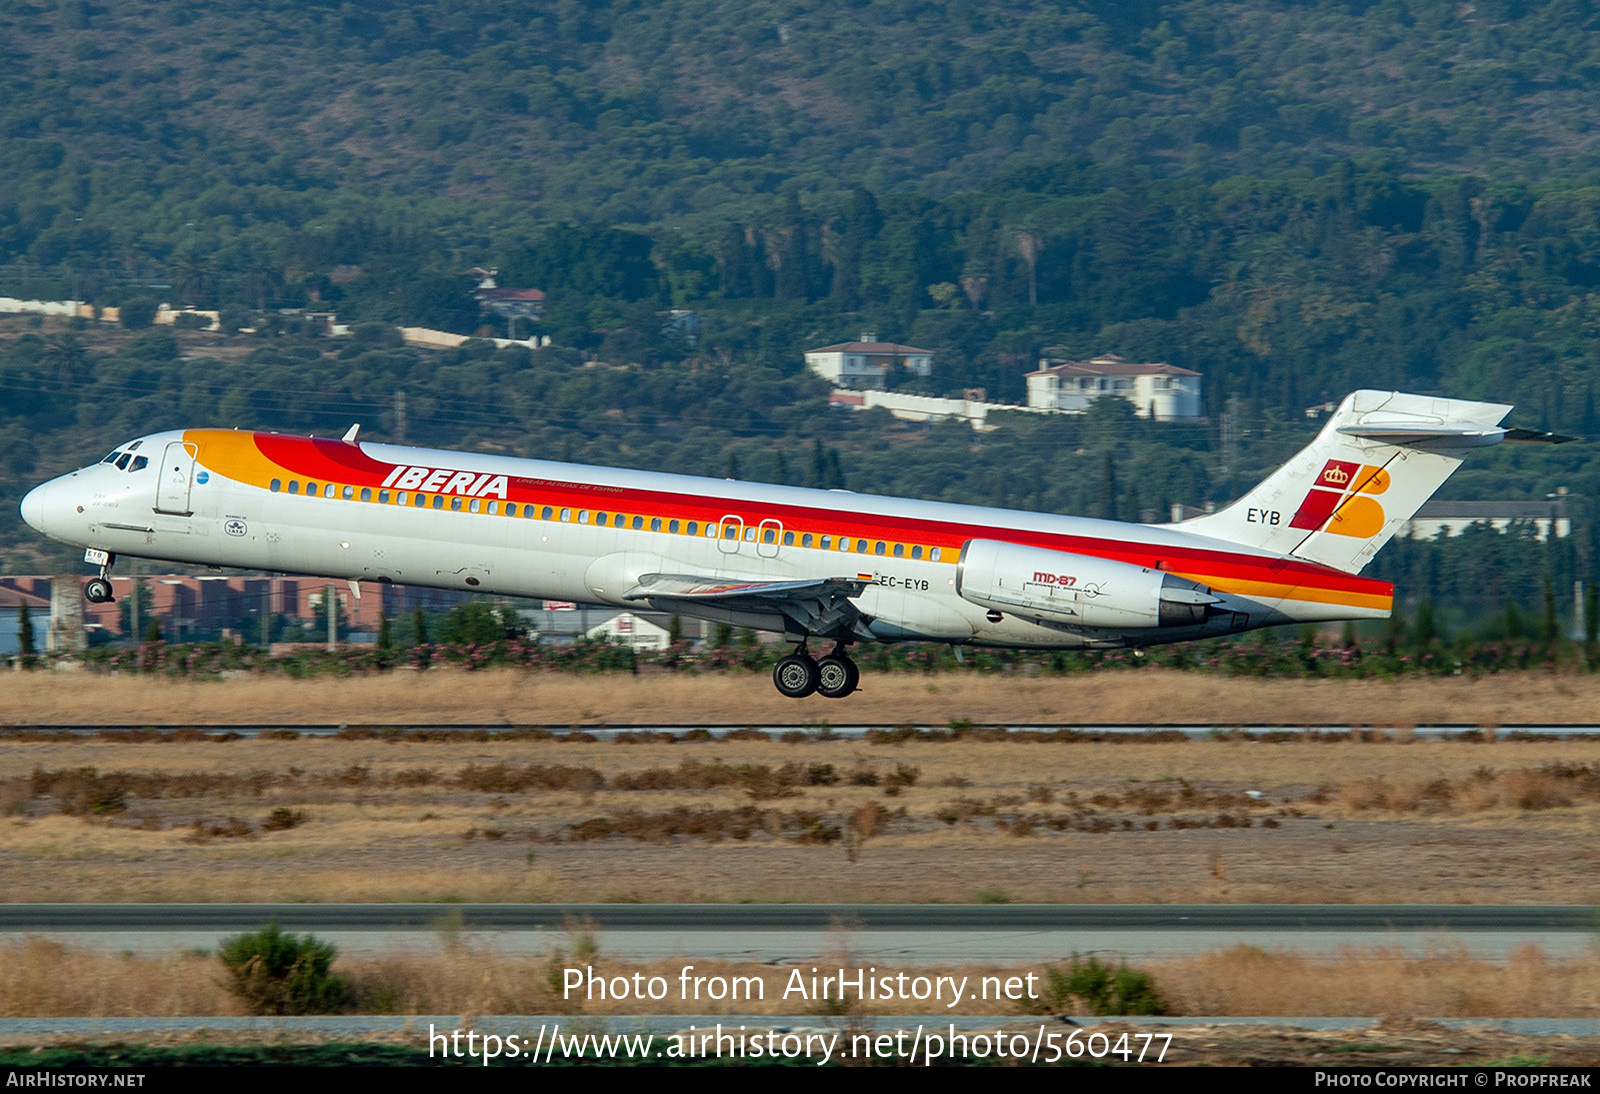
{"left": 217, "top": 922, "right": 350, "bottom": 1016}
{"left": 29, "top": 601, "right": 1600, "bottom": 679}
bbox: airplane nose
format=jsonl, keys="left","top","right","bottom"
{"left": 20, "top": 482, "right": 49, "bottom": 535}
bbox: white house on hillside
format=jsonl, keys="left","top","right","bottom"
{"left": 1026, "top": 355, "right": 1203, "bottom": 420}
{"left": 805, "top": 334, "right": 933, "bottom": 390}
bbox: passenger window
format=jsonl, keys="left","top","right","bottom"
{"left": 596, "top": 512, "right": 608, "bottom": 526}
{"left": 839, "top": 538, "right": 850, "bottom": 552}
{"left": 820, "top": 536, "right": 831, "bottom": 549}
{"left": 859, "top": 539, "right": 869, "bottom": 553}
{"left": 415, "top": 494, "right": 428, "bottom": 507}
{"left": 687, "top": 521, "right": 698, "bottom": 536}
{"left": 669, "top": 520, "right": 680, "bottom": 534}
{"left": 450, "top": 497, "right": 463, "bottom": 511}
{"left": 468, "top": 499, "right": 480, "bottom": 513}
{"left": 307, "top": 482, "right": 318, "bottom": 495}
{"left": 270, "top": 479, "right": 282, "bottom": 493}
{"left": 342, "top": 485, "right": 354, "bottom": 500}
{"left": 360, "top": 487, "right": 371, "bottom": 502}
{"left": 578, "top": 510, "right": 589, "bottom": 524}
{"left": 911, "top": 545, "right": 923, "bottom": 560}
{"left": 763, "top": 528, "right": 776, "bottom": 544}
{"left": 633, "top": 515, "right": 644, "bottom": 530}
{"left": 931, "top": 548, "right": 942, "bottom": 562}
{"left": 651, "top": 517, "right": 662, "bottom": 531}
{"left": 542, "top": 506, "right": 553, "bottom": 520}
{"left": 325, "top": 484, "right": 337, "bottom": 498}
{"left": 288, "top": 482, "right": 300, "bottom": 495}
{"left": 783, "top": 531, "right": 794, "bottom": 546}
{"left": 560, "top": 508, "right": 571, "bottom": 521}
{"left": 506, "top": 503, "right": 516, "bottom": 516}
{"left": 893, "top": 544, "right": 904, "bottom": 557}
{"left": 801, "top": 533, "right": 812, "bottom": 548}
{"left": 486, "top": 501, "right": 498, "bottom": 515}
{"left": 432, "top": 495, "right": 444, "bottom": 509}
{"left": 379, "top": 490, "right": 390, "bottom": 504}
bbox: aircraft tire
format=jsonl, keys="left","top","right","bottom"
{"left": 773, "top": 654, "right": 820, "bottom": 698}
{"left": 816, "top": 654, "right": 859, "bottom": 699}
{"left": 84, "top": 578, "right": 114, "bottom": 603}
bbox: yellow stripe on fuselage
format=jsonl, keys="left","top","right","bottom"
{"left": 1171, "top": 571, "right": 1392, "bottom": 612}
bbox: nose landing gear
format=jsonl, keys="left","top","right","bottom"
{"left": 83, "top": 550, "right": 116, "bottom": 603}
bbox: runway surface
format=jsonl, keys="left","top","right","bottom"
{"left": 5, "top": 903, "right": 1595, "bottom": 960}
{"left": 4, "top": 722, "right": 1598, "bottom": 738}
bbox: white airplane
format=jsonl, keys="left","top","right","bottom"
{"left": 19, "top": 390, "right": 1562, "bottom": 698}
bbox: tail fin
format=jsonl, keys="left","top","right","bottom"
{"left": 1178, "top": 390, "right": 1515, "bottom": 574}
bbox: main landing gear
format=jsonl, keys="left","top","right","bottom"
{"left": 772, "top": 643, "right": 859, "bottom": 699}
{"left": 84, "top": 551, "right": 116, "bottom": 604}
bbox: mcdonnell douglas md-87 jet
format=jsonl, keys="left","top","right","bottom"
{"left": 20, "top": 390, "right": 1564, "bottom": 698}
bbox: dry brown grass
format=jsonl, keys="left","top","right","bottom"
{"left": 6, "top": 724, "right": 1600, "bottom": 904}
{"left": 1330, "top": 764, "right": 1600, "bottom": 816}
{"left": 5, "top": 938, "right": 1600, "bottom": 1020}
{"left": 0, "top": 940, "right": 233, "bottom": 1017}
{"left": 13, "top": 668, "right": 1600, "bottom": 726}
{"left": 1153, "top": 944, "right": 1600, "bottom": 1018}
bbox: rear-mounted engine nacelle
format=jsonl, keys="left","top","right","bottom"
{"left": 956, "top": 539, "right": 1218, "bottom": 630}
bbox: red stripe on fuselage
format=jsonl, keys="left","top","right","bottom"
{"left": 247, "top": 433, "right": 1391, "bottom": 600}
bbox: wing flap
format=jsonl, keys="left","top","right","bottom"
{"left": 623, "top": 573, "right": 872, "bottom": 641}
{"left": 623, "top": 573, "right": 869, "bottom": 604}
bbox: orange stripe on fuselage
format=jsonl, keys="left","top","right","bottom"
{"left": 185, "top": 429, "right": 1394, "bottom": 611}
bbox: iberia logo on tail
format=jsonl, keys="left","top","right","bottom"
{"left": 1290, "top": 460, "right": 1390, "bottom": 537}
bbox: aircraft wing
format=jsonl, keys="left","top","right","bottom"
{"left": 622, "top": 573, "right": 872, "bottom": 639}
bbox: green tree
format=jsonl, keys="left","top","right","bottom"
{"left": 118, "top": 297, "right": 158, "bottom": 330}
{"left": 17, "top": 601, "right": 35, "bottom": 658}
{"left": 438, "top": 602, "right": 514, "bottom": 645}
{"left": 1543, "top": 575, "right": 1559, "bottom": 647}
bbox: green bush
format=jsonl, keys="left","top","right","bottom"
{"left": 1043, "top": 955, "right": 1166, "bottom": 1016}
{"left": 118, "top": 296, "right": 158, "bottom": 330}
{"left": 218, "top": 921, "right": 350, "bottom": 1014}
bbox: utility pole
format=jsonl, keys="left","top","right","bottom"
{"left": 1219, "top": 394, "right": 1240, "bottom": 496}
{"left": 326, "top": 583, "right": 337, "bottom": 651}
{"left": 394, "top": 390, "right": 407, "bottom": 444}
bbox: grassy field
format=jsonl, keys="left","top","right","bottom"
{"left": 3, "top": 937, "right": 1598, "bottom": 1021}
{"left": 4, "top": 675, "right": 1600, "bottom": 903}
{"left": 9, "top": 667, "right": 1600, "bottom": 726}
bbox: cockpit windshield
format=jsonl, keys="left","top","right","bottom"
{"left": 101, "top": 450, "right": 149, "bottom": 472}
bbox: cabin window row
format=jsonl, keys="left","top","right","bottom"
{"left": 266, "top": 478, "right": 942, "bottom": 562}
